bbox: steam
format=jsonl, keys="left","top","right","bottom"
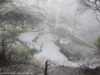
{"left": 1, "top": 0, "right": 100, "bottom": 68}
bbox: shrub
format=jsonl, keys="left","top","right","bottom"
{"left": 94, "top": 36, "right": 100, "bottom": 49}
{"left": 12, "top": 42, "right": 36, "bottom": 56}
{"left": 0, "top": 25, "right": 26, "bottom": 64}
{"left": 9, "top": 41, "right": 37, "bottom": 63}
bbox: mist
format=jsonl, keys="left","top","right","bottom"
{"left": 1, "top": 0, "right": 100, "bottom": 69}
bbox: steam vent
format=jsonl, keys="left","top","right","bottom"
{"left": 0, "top": 0, "right": 100, "bottom": 75}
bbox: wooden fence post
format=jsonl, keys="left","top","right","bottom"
{"left": 44, "top": 60, "right": 48, "bottom": 75}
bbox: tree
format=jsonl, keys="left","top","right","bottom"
{"left": 78, "top": 0, "right": 100, "bottom": 22}
{"left": 94, "top": 36, "right": 100, "bottom": 49}
{"left": 0, "top": 0, "right": 6, "bottom": 4}
{"left": 0, "top": 26, "right": 20, "bottom": 65}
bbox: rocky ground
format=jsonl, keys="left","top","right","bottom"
{"left": 0, "top": 63, "right": 100, "bottom": 75}
{"left": 0, "top": 60, "right": 100, "bottom": 75}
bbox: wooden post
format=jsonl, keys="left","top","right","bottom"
{"left": 44, "top": 60, "right": 48, "bottom": 75}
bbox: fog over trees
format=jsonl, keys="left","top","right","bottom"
{"left": 0, "top": 0, "right": 100, "bottom": 75}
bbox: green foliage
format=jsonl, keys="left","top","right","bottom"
{"left": 94, "top": 36, "right": 100, "bottom": 49}
{"left": 0, "top": 26, "right": 37, "bottom": 63}
{"left": 0, "top": 25, "right": 23, "bottom": 40}
{"left": 3, "top": 11, "right": 26, "bottom": 25}
{"left": 12, "top": 43, "right": 36, "bottom": 56}
{"left": 8, "top": 41, "right": 37, "bottom": 63}
{"left": 0, "top": 25, "right": 23, "bottom": 61}
{"left": 0, "top": 0, "right": 6, "bottom": 4}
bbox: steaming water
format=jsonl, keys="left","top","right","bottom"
{"left": 19, "top": 32, "right": 80, "bottom": 67}
{"left": 8, "top": 0, "right": 100, "bottom": 68}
